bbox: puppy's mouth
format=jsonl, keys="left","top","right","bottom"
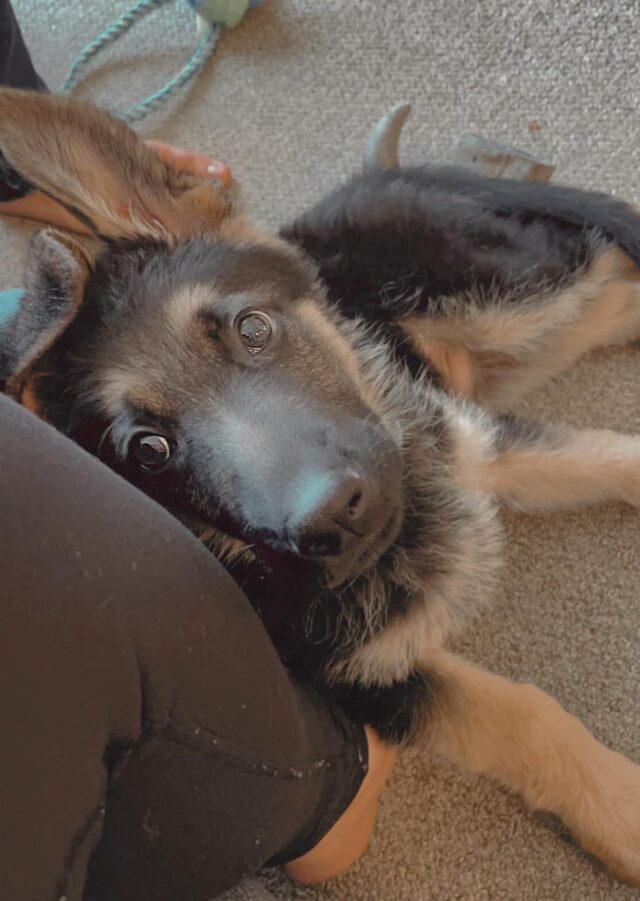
{"left": 324, "top": 505, "right": 403, "bottom": 588}
{"left": 190, "top": 497, "right": 404, "bottom": 591}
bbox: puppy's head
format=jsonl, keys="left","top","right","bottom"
{"left": 0, "top": 90, "right": 405, "bottom": 592}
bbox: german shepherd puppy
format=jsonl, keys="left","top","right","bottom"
{"left": 1, "top": 89, "right": 640, "bottom": 884}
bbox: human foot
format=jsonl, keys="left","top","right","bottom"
{"left": 284, "top": 726, "right": 398, "bottom": 884}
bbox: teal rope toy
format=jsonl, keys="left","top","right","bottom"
{"left": 60, "top": 0, "right": 264, "bottom": 124}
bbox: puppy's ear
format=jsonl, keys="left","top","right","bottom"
{"left": 0, "top": 88, "right": 233, "bottom": 242}
{"left": 1, "top": 230, "right": 90, "bottom": 403}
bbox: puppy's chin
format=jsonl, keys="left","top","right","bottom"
{"left": 327, "top": 504, "right": 405, "bottom": 590}
{"left": 184, "top": 495, "right": 404, "bottom": 593}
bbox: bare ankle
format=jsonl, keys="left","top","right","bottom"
{"left": 284, "top": 726, "right": 398, "bottom": 884}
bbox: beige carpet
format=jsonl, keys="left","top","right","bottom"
{"left": 3, "top": 1, "right": 640, "bottom": 898}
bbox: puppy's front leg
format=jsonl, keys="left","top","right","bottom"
{"left": 453, "top": 412, "right": 640, "bottom": 510}
{"left": 424, "top": 649, "right": 640, "bottom": 884}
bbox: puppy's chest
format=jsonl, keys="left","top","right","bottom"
{"left": 223, "top": 555, "right": 337, "bottom": 672}
{"left": 221, "top": 548, "right": 440, "bottom": 743}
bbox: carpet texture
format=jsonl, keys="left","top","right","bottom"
{"left": 3, "top": 2, "right": 640, "bottom": 899}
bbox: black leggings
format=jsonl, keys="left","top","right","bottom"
{"left": 0, "top": 5, "right": 368, "bottom": 898}
{"left": 0, "top": 0, "right": 45, "bottom": 199}
{"left": 0, "top": 395, "right": 367, "bottom": 901}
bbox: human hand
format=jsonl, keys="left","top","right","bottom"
{"left": 0, "top": 141, "right": 231, "bottom": 235}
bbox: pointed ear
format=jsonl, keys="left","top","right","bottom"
{"left": 1, "top": 230, "right": 91, "bottom": 404}
{"left": 0, "top": 88, "right": 234, "bottom": 242}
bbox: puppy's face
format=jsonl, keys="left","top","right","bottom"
{"left": 0, "top": 89, "right": 406, "bottom": 593}
{"left": 28, "top": 233, "right": 405, "bottom": 590}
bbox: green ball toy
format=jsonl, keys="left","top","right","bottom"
{"left": 188, "top": 0, "right": 264, "bottom": 29}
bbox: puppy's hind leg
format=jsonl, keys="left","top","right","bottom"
{"left": 453, "top": 411, "right": 640, "bottom": 511}
{"left": 412, "top": 247, "right": 640, "bottom": 414}
{"left": 423, "top": 649, "right": 640, "bottom": 884}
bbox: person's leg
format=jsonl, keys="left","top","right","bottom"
{"left": 0, "top": 394, "right": 372, "bottom": 901}
{"left": 0, "top": 0, "right": 46, "bottom": 91}
{"left": 0, "top": 0, "right": 50, "bottom": 206}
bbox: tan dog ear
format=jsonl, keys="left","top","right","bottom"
{"left": 1, "top": 230, "right": 91, "bottom": 403}
{"left": 0, "top": 88, "right": 233, "bottom": 242}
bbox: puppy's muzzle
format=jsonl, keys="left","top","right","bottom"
{"left": 288, "top": 465, "right": 371, "bottom": 545}
{"left": 192, "top": 386, "right": 403, "bottom": 585}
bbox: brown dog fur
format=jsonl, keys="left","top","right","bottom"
{"left": 1, "top": 88, "right": 640, "bottom": 885}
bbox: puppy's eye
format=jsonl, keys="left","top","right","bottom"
{"left": 131, "top": 434, "right": 172, "bottom": 472}
{"left": 236, "top": 310, "right": 274, "bottom": 354}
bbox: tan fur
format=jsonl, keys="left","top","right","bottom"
{"left": 4, "top": 85, "right": 640, "bottom": 886}
{"left": 447, "top": 403, "right": 496, "bottom": 491}
{"left": 0, "top": 88, "right": 234, "bottom": 242}
{"left": 403, "top": 247, "right": 640, "bottom": 412}
{"left": 407, "top": 334, "right": 476, "bottom": 398}
{"left": 449, "top": 410, "right": 640, "bottom": 511}
{"left": 298, "top": 299, "right": 364, "bottom": 387}
{"left": 334, "top": 475, "right": 503, "bottom": 686}
{"left": 425, "top": 649, "right": 640, "bottom": 884}
{"left": 219, "top": 214, "right": 290, "bottom": 250}
{"left": 486, "top": 429, "right": 640, "bottom": 510}
{"left": 166, "top": 284, "right": 215, "bottom": 334}
{"left": 98, "top": 368, "right": 159, "bottom": 418}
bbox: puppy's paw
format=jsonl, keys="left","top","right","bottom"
{"left": 567, "top": 748, "right": 640, "bottom": 885}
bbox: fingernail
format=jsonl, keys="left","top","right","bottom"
{"left": 207, "top": 162, "right": 225, "bottom": 175}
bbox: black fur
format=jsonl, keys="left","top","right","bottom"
{"left": 219, "top": 566, "right": 440, "bottom": 743}
{"left": 6, "top": 163, "right": 640, "bottom": 747}
{"left": 280, "top": 165, "right": 640, "bottom": 321}
{"left": 329, "top": 669, "right": 441, "bottom": 745}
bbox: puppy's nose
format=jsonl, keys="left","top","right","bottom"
{"left": 294, "top": 472, "right": 371, "bottom": 560}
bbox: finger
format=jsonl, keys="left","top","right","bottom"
{"left": 144, "top": 140, "right": 232, "bottom": 186}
